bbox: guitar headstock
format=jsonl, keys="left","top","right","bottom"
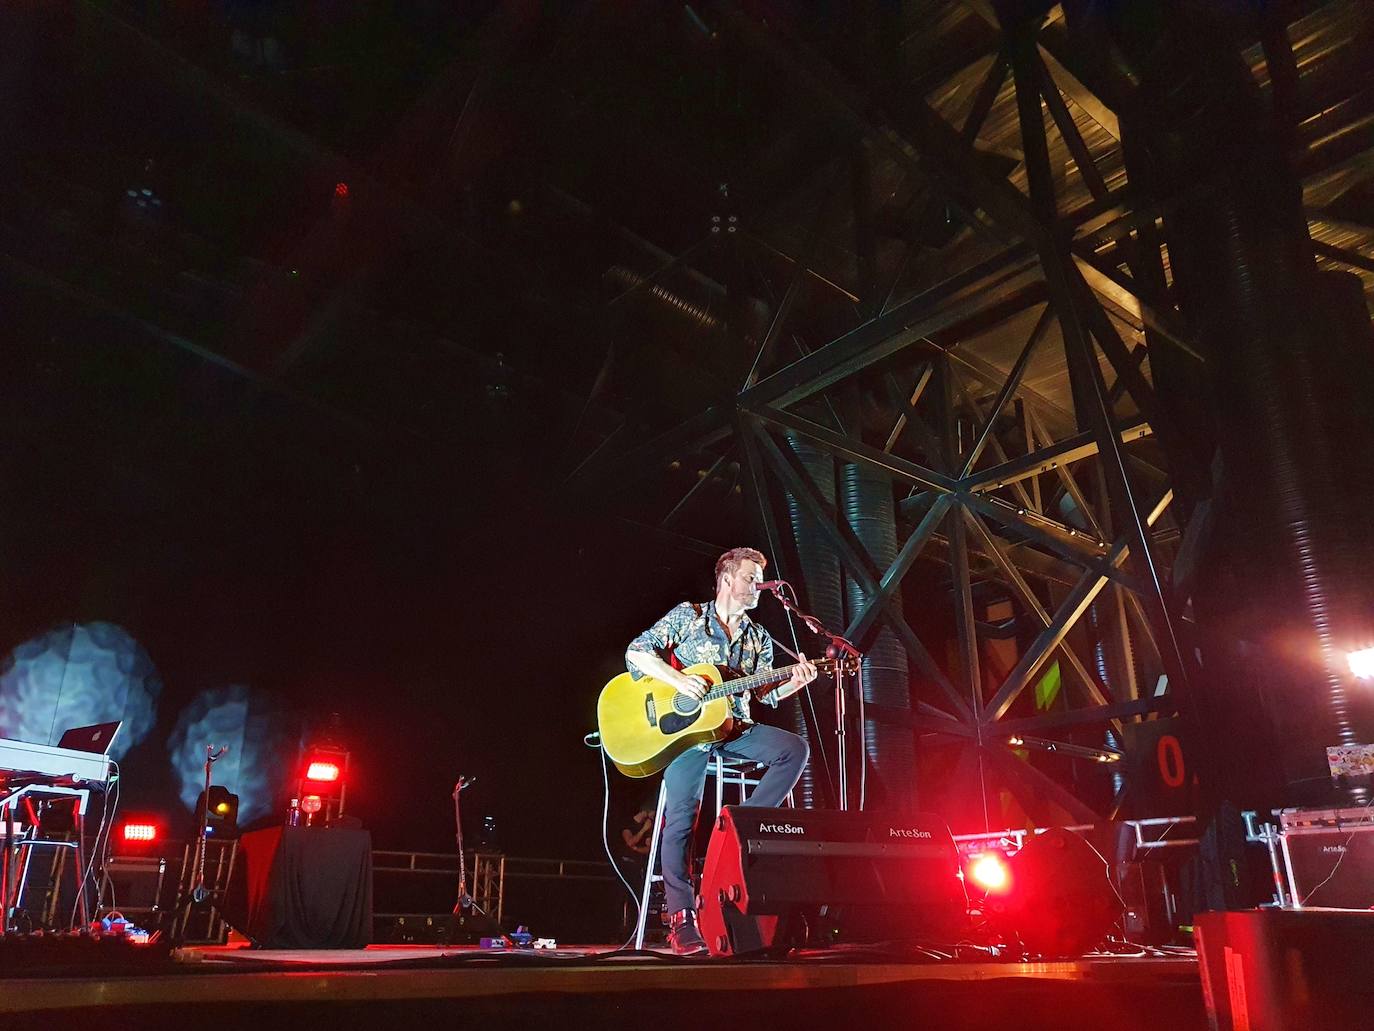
{"left": 818, "top": 654, "right": 862, "bottom": 676}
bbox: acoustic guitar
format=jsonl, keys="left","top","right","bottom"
{"left": 597, "top": 658, "right": 853, "bottom": 777}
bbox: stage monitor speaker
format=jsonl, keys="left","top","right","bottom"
{"left": 1281, "top": 820, "right": 1374, "bottom": 909}
{"left": 98, "top": 855, "right": 172, "bottom": 914}
{"left": 697, "top": 806, "right": 967, "bottom": 956}
{"left": 989, "top": 827, "right": 1123, "bottom": 957}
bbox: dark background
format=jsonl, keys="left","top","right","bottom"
{"left": 0, "top": 1, "right": 817, "bottom": 861}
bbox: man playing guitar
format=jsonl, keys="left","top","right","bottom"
{"left": 625, "top": 547, "right": 817, "bottom": 955}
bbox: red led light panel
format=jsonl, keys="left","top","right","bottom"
{"left": 305, "top": 761, "right": 341, "bottom": 782}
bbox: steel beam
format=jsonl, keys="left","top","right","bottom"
{"left": 882, "top": 365, "right": 936, "bottom": 454}
{"left": 962, "top": 49, "right": 1011, "bottom": 144}
{"left": 747, "top": 418, "right": 976, "bottom": 723}
{"left": 568, "top": 405, "right": 732, "bottom": 492}
{"left": 962, "top": 508, "right": 1113, "bottom": 712}
{"left": 962, "top": 422, "right": 1153, "bottom": 491}
{"left": 744, "top": 173, "right": 843, "bottom": 388}
{"left": 661, "top": 450, "right": 731, "bottom": 529}
{"left": 1035, "top": 50, "right": 1110, "bottom": 202}
{"left": 1035, "top": 40, "right": 1120, "bottom": 141}
{"left": 950, "top": 511, "right": 986, "bottom": 723}
{"left": 844, "top": 496, "right": 953, "bottom": 647}
{"left": 741, "top": 244, "right": 1041, "bottom": 411}
{"left": 752, "top": 405, "right": 960, "bottom": 495}
{"left": 961, "top": 302, "right": 1055, "bottom": 476}
{"left": 981, "top": 552, "right": 1117, "bottom": 723}
{"left": 1072, "top": 253, "right": 1203, "bottom": 362}
{"left": 996, "top": 695, "right": 1175, "bottom": 736}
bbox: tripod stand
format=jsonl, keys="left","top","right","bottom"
{"left": 450, "top": 775, "right": 503, "bottom": 943}
{"left": 451, "top": 775, "right": 482, "bottom": 915}
{"left": 168, "top": 745, "right": 234, "bottom": 945}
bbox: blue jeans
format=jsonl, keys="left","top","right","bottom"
{"left": 660, "top": 723, "right": 809, "bottom": 914}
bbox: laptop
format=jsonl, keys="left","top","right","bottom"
{"left": 56, "top": 721, "right": 123, "bottom": 756}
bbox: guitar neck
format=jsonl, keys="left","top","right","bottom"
{"left": 702, "top": 661, "right": 821, "bottom": 702}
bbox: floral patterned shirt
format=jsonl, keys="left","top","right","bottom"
{"left": 626, "top": 600, "right": 777, "bottom": 723}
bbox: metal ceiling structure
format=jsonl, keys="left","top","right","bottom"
{"left": 3, "top": 0, "right": 1374, "bottom": 834}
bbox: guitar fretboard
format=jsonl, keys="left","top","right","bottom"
{"left": 701, "top": 660, "right": 832, "bottom": 702}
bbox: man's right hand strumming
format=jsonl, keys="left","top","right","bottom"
{"left": 674, "top": 672, "right": 708, "bottom": 703}
{"left": 626, "top": 650, "right": 708, "bottom": 702}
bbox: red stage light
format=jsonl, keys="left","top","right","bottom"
{"left": 300, "top": 794, "right": 323, "bottom": 815}
{"left": 305, "top": 761, "right": 340, "bottom": 782}
{"left": 334, "top": 181, "right": 349, "bottom": 198}
{"left": 122, "top": 822, "right": 157, "bottom": 842}
{"left": 968, "top": 852, "right": 1011, "bottom": 893}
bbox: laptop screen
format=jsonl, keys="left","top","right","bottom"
{"left": 56, "top": 721, "right": 123, "bottom": 755}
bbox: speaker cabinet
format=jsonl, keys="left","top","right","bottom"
{"left": 697, "top": 807, "right": 967, "bottom": 956}
{"left": 1282, "top": 823, "right": 1374, "bottom": 908}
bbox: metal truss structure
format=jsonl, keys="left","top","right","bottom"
{"left": 572, "top": 3, "right": 1302, "bottom": 829}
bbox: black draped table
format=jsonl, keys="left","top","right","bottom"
{"left": 241, "top": 825, "right": 372, "bottom": 948}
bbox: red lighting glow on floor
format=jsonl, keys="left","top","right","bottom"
{"left": 967, "top": 852, "right": 1011, "bottom": 893}
{"left": 305, "top": 761, "right": 340, "bottom": 782}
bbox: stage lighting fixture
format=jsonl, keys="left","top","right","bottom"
{"left": 195, "top": 786, "right": 240, "bottom": 838}
{"left": 305, "top": 760, "right": 340, "bottom": 782}
{"left": 1348, "top": 647, "right": 1374, "bottom": 679}
{"left": 115, "top": 816, "right": 164, "bottom": 856}
{"left": 295, "top": 743, "right": 350, "bottom": 825}
{"left": 967, "top": 852, "right": 1011, "bottom": 894}
{"left": 987, "top": 827, "right": 1123, "bottom": 958}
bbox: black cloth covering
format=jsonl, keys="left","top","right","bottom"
{"left": 241, "top": 825, "right": 372, "bottom": 948}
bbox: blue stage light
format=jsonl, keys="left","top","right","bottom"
{"left": 168, "top": 685, "right": 295, "bottom": 825}
{"left": 0, "top": 622, "right": 161, "bottom": 759}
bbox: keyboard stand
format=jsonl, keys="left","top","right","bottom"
{"left": 1, "top": 784, "right": 92, "bottom": 932}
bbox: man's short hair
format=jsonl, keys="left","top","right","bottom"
{"left": 715, "top": 547, "right": 766, "bottom": 588}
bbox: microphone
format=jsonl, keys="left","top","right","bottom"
{"left": 752, "top": 580, "right": 788, "bottom": 593}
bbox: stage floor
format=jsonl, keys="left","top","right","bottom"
{"left": 0, "top": 942, "right": 1206, "bottom": 1030}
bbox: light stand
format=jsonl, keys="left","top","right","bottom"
{"left": 761, "top": 583, "right": 865, "bottom": 811}
{"left": 169, "top": 745, "right": 231, "bottom": 945}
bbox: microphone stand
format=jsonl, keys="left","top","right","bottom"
{"left": 762, "top": 584, "right": 864, "bottom": 811}
{"left": 451, "top": 776, "right": 485, "bottom": 916}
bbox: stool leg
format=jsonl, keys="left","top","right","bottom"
{"left": 70, "top": 805, "right": 90, "bottom": 928}
{"left": 714, "top": 754, "right": 724, "bottom": 817}
{"left": 633, "top": 781, "right": 667, "bottom": 950}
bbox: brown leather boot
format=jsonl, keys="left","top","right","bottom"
{"left": 667, "top": 908, "right": 708, "bottom": 956}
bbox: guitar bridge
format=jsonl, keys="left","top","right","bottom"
{"left": 645, "top": 695, "right": 658, "bottom": 728}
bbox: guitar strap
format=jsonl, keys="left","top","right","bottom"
{"left": 662, "top": 602, "right": 706, "bottom": 671}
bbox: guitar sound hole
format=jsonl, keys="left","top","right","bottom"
{"left": 672, "top": 692, "right": 702, "bottom": 716}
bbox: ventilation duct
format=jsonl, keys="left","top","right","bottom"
{"left": 782, "top": 433, "right": 843, "bottom": 808}
{"left": 840, "top": 461, "right": 914, "bottom": 813}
